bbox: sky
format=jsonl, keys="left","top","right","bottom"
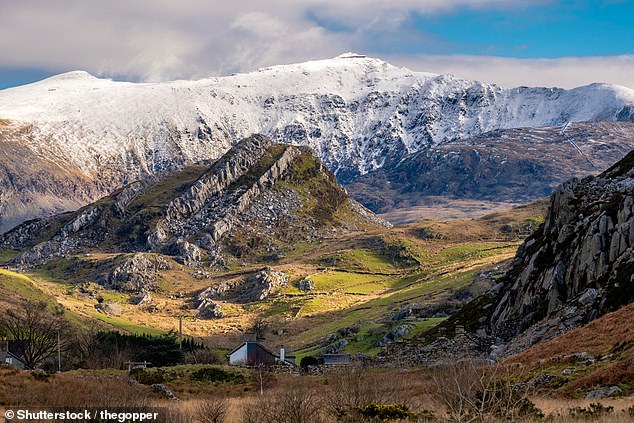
{"left": 0, "top": 0, "right": 633, "bottom": 90}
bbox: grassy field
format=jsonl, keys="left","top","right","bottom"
{"left": 0, "top": 201, "right": 540, "bottom": 356}
{"left": 0, "top": 268, "right": 52, "bottom": 303}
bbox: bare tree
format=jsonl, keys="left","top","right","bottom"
{"left": 196, "top": 396, "right": 229, "bottom": 423}
{"left": 252, "top": 363, "right": 274, "bottom": 395}
{"left": 250, "top": 316, "right": 268, "bottom": 341}
{"left": 324, "top": 364, "right": 385, "bottom": 421}
{"left": 426, "top": 359, "right": 542, "bottom": 422}
{"left": 0, "top": 300, "right": 69, "bottom": 369}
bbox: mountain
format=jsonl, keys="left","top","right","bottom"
{"left": 387, "top": 149, "right": 634, "bottom": 363}
{"left": 1, "top": 135, "right": 387, "bottom": 283}
{"left": 348, "top": 121, "right": 634, "bottom": 219}
{"left": 2, "top": 53, "right": 634, "bottom": 231}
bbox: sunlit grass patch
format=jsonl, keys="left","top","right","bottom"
{"left": 330, "top": 249, "right": 396, "bottom": 273}
{"left": 308, "top": 271, "right": 386, "bottom": 292}
{"left": 0, "top": 268, "right": 52, "bottom": 303}
{"left": 86, "top": 310, "right": 166, "bottom": 336}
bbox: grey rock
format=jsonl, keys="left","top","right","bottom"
{"left": 379, "top": 324, "right": 414, "bottom": 346}
{"left": 131, "top": 293, "right": 153, "bottom": 306}
{"left": 244, "top": 268, "right": 288, "bottom": 301}
{"left": 486, "top": 153, "right": 634, "bottom": 355}
{"left": 196, "top": 298, "right": 224, "bottom": 319}
{"left": 297, "top": 278, "right": 314, "bottom": 292}
{"left": 585, "top": 386, "right": 622, "bottom": 399}
{"left": 571, "top": 352, "right": 595, "bottom": 364}
{"left": 95, "top": 301, "right": 122, "bottom": 316}
{"left": 579, "top": 288, "right": 599, "bottom": 305}
{"left": 151, "top": 384, "right": 179, "bottom": 401}
{"left": 173, "top": 239, "right": 203, "bottom": 267}
{"left": 104, "top": 253, "right": 172, "bottom": 293}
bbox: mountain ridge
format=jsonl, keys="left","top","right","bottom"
{"left": 1, "top": 134, "right": 386, "bottom": 273}
{"left": 1, "top": 54, "right": 634, "bottom": 231}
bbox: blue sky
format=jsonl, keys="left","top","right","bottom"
{"left": 408, "top": 1, "right": 634, "bottom": 58}
{"left": 0, "top": 0, "right": 633, "bottom": 90}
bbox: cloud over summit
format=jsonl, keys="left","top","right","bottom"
{"left": 0, "top": 0, "right": 632, "bottom": 89}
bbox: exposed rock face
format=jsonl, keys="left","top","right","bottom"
{"left": 246, "top": 268, "right": 288, "bottom": 301}
{"left": 196, "top": 298, "right": 224, "bottom": 319}
{"left": 95, "top": 301, "right": 122, "bottom": 316}
{"left": 348, "top": 122, "right": 634, "bottom": 213}
{"left": 381, "top": 150, "right": 634, "bottom": 364}
{"left": 489, "top": 152, "right": 634, "bottom": 351}
{"left": 297, "top": 278, "right": 315, "bottom": 292}
{"left": 148, "top": 134, "right": 277, "bottom": 248}
{"left": 172, "top": 240, "right": 203, "bottom": 267}
{"left": 2, "top": 135, "right": 385, "bottom": 275}
{"left": 379, "top": 324, "right": 415, "bottom": 346}
{"left": 100, "top": 253, "right": 172, "bottom": 293}
{"left": 196, "top": 267, "right": 288, "bottom": 304}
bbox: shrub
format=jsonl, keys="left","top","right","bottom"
{"left": 31, "top": 369, "right": 52, "bottom": 382}
{"left": 129, "top": 368, "right": 167, "bottom": 385}
{"left": 191, "top": 366, "right": 247, "bottom": 384}
{"left": 426, "top": 360, "right": 543, "bottom": 422}
{"left": 196, "top": 396, "right": 228, "bottom": 423}
{"left": 241, "top": 379, "right": 324, "bottom": 423}
{"left": 354, "top": 403, "right": 416, "bottom": 420}
{"left": 568, "top": 402, "right": 614, "bottom": 419}
{"left": 300, "top": 355, "right": 319, "bottom": 369}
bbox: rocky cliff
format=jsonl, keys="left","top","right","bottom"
{"left": 2, "top": 54, "right": 634, "bottom": 231}
{"left": 384, "top": 149, "right": 634, "bottom": 363}
{"left": 487, "top": 150, "right": 634, "bottom": 353}
{"left": 1, "top": 134, "right": 387, "bottom": 276}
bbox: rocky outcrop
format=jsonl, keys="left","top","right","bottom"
{"left": 379, "top": 324, "right": 415, "bottom": 346}
{"left": 297, "top": 278, "right": 315, "bottom": 292}
{"left": 131, "top": 293, "right": 153, "bottom": 306}
{"left": 100, "top": 253, "right": 172, "bottom": 293}
{"left": 488, "top": 152, "right": 634, "bottom": 351}
{"left": 95, "top": 301, "right": 122, "bottom": 316}
{"left": 111, "top": 181, "right": 146, "bottom": 217}
{"left": 2, "top": 135, "right": 387, "bottom": 292}
{"left": 196, "top": 267, "right": 288, "bottom": 305}
{"left": 148, "top": 135, "right": 274, "bottom": 247}
{"left": 172, "top": 239, "right": 203, "bottom": 267}
{"left": 196, "top": 298, "right": 224, "bottom": 319}
{"left": 246, "top": 268, "right": 288, "bottom": 301}
{"left": 382, "top": 151, "right": 634, "bottom": 364}
{"left": 204, "top": 144, "right": 303, "bottom": 244}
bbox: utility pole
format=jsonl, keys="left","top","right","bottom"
{"left": 179, "top": 316, "right": 183, "bottom": 352}
{"left": 57, "top": 329, "right": 61, "bottom": 372}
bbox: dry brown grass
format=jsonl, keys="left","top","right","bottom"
{"left": 2, "top": 365, "right": 633, "bottom": 422}
{"left": 402, "top": 197, "right": 548, "bottom": 242}
{"left": 0, "top": 366, "right": 157, "bottom": 408}
{"left": 508, "top": 303, "right": 634, "bottom": 368}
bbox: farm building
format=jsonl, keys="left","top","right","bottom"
{"left": 320, "top": 353, "right": 350, "bottom": 365}
{"left": 0, "top": 340, "right": 29, "bottom": 370}
{"left": 227, "top": 341, "right": 295, "bottom": 366}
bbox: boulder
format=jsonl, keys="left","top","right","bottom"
{"left": 585, "top": 386, "right": 622, "bottom": 399}
{"left": 103, "top": 253, "right": 171, "bottom": 293}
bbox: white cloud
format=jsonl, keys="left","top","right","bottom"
{"left": 388, "top": 55, "right": 634, "bottom": 89}
{"left": 0, "top": 0, "right": 631, "bottom": 89}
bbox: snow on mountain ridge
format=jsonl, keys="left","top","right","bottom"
{"left": 0, "top": 54, "right": 633, "bottom": 183}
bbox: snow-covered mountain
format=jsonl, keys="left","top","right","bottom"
{"left": 1, "top": 53, "right": 634, "bottom": 231}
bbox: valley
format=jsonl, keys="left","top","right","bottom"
{"left": 0, "top": 189, "right": 540, "bottom": 359}
{"left": 0, "top": 56, "right": 633, "bottom": 422}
